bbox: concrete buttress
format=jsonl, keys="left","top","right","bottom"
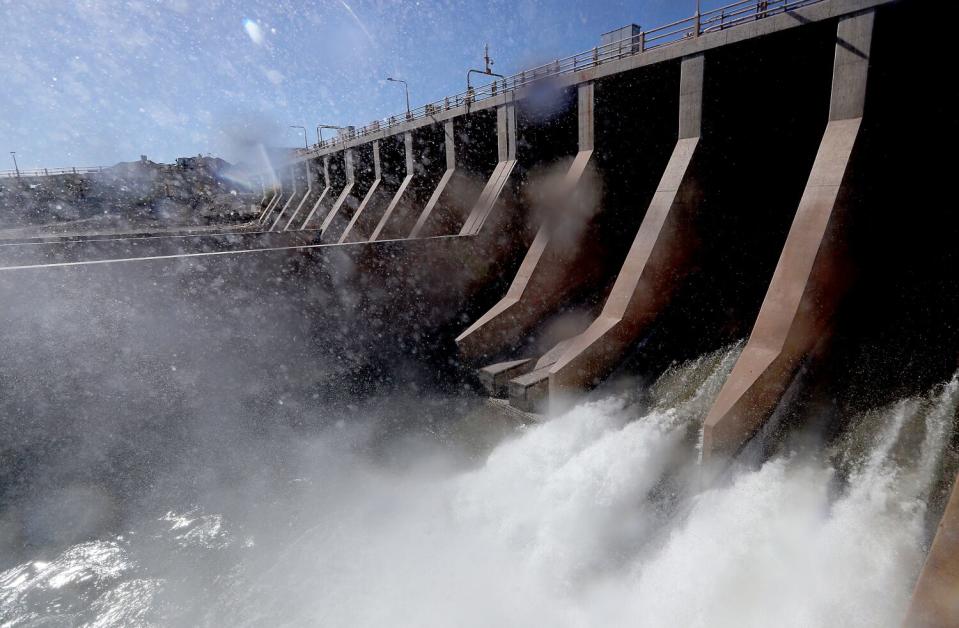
{"left": 282, "top": 160, "right": 316, "bottom": 231}
{"left": 298, "top": 156, "right": 332, "bottom": 231}
{"left": 905, "top": 471, "right": 959, "bottom": 628}
{"left": 701, "top": 9, "right": 874, "bottom": 462}
{"left": 369, "top": 132, "right": 415, "bottom": 241}
{"left": 408, "top": 120, "right": 457, "bottom": 238}
{"left": 542, "top": 54, "right": 706, "bottom": 405}
{"left": 338, "top": 141, "right": 382, "bottom": 243}
{"left": 268, "top": 165, "right": 300, "bottom": 231}
{"left": 318, "top": 148, "right": 356, "bottom": 237}
{"left": 456, "top": 82, "right": 596, "bottom": 361}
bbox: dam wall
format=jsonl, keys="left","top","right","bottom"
{"left": 2, "top": 0, "right": 957, "bottom": 619}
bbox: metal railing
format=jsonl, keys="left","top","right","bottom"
{"left": 0, "top": 165, "right": 106, "bottom": 179}
{"left": 312, "top": 0, "right": 823, "bottom": 152}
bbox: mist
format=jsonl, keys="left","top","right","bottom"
{"left": 2, "top": 286, "right": 953, "bottom": 628}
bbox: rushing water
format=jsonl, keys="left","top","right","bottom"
{"left": 1, "top": 344, "right": 956, "bottom": 627}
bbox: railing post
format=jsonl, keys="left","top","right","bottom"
{"left": 695, "top": 0, "right": 701, "bottom": 36}
{"left": 640, "top": 31, "right": 646, "bottom": 51}
{"left": 593, "top": 47, "right": 598, "bottom": 65}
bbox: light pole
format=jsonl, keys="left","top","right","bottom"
{"left": 386, "top": 77, "right": 411, "bottom": 118}
{"left": 467, "top": 44, "right": 505, "bottom": 99}
{"left": 9, "top": 152, "right": 20, "bottom": 178}
{"left": 316, "top": 124, "right": 345, "bottom": 146}
{"left": 289, "top": 125, "right": 308, "bottom": 150}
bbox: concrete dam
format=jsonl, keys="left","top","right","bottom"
{"left": 1, "top": 0, "right": 957, "bottom": 625}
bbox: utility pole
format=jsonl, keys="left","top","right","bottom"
{"left": 10, "top": 152, "right": 20, "bottom": 178}
{"left": 386, "top": 77, "right": 411, "bottom": 118}
{"left": 467, "top": 43, "right": 505, "bottom": 92}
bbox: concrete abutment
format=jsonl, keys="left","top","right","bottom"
{"left": 701, "top": 9, "right": 874, "bottom": 463}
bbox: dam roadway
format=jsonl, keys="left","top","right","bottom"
{"left": 1, "top": 0, "right": 957, "bottom": 623}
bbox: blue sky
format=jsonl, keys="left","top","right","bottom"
{"left": 1, "top": 0, "right": 691, "bottom": 169}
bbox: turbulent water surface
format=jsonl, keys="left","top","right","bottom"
{"left": 1, "top": 344, "right": 957, "bottom": 627}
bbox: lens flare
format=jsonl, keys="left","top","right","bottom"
{"left": 243, "top": 18, "right": 264, "bottom": 45}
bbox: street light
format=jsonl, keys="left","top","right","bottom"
{"left": 289, "top": 125, "right": 308, "bottom": 150}
{"left": 316, "top": 124, "right": 345, "bottom": 146}
{"left": 9, "top": 152, "right": 20, "bottom": 178}
{"left": 467, "top": 44, "right": 505, "bottom": 96}
{"left": 386, "top": 77, "right": 411, "bottom": 118}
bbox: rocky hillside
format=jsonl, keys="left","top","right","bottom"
{"left": 0, "top": 156, "right": 260, "bottom": 235}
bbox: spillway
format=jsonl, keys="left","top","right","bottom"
{"left": 1, "top": 0, "right": 958, "bottom": 625}
{"left": 0, "top": 343, "right": 954, "bottom": 626}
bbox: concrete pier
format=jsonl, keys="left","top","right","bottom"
{"left": 340, "top": 136, "right": 406, "bottom": 242}
{"left": 257, "top": 176, "right": 284, "bottom": 227}
{"left": 315, "top": 150, "right": 355, "bottom": 236}
{"left": 298, "top": 156, "right": 332, "bottom": 231}
{"left": 905, "top": 472, "right": 959, "bottom": 628}
{"left": 372, "top": 124, "right": 448, "bottom": 240}
{"left": 701, "top": 9, "right": 874, "bottom": 462}
{"left": 269, "top": 164, "right": 303, "bottom": 231}
{"left": 544, "top": 54, "right": 705, "bottom": 403}
{"left": 456, "top": 83, "right": 593, "bottom": 361}
{"left": 410, "top": 109, "right": 501, "bottom": 238}
{"left": 263, "top": 166, "right": 297, "bottom": 230}
{"left": 322, "top": 145, "right": 378, "bottom": 242}
{"left": 282, "top": 160, "right": 317, "bottom": 231}
{"left": 338, "top": 141, "right": 383, "bottom": 243}
{"left": 459, "top": 102, "right": 518, "bottom": 236}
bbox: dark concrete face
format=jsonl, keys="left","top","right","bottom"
{"left": 794, "top": 2, "right": 959, "bottom": 426}
{"left": 351, "top": 143, "right": 376, "bottom": 189}
{"left": 378, "top": 135, "right": 406, "bottom": 189}
{"left": 631, "top": 21, "right": 838, "bottom": 373}
{"left": 309, "top": 156, "right": 325, "bottom": 187}
{"left": 454, "top": 109, "right": 498, "bottom": 175}
{"left": 414, "top": 110, "right": 500, "bottom": 238}
{"left": 375, "top": 123, "right": 446, "bottom": 240}
{"left": 327, "top": 152, "right": 347, "bottom": 190}
{"left": 342, "top": 135, "right": 407, "bottom": 242}
{"left": 410, "top": 122, "right": 447, "bottom": 202}
{"left": 580, "top": 60, "right": 681, "bottom": 296}
{"left": 515, "top": 85, "right": 577, "bottom": 172}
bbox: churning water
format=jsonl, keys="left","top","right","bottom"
{"left": 1, "top": 343, "right": 956, "bottom": 627}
